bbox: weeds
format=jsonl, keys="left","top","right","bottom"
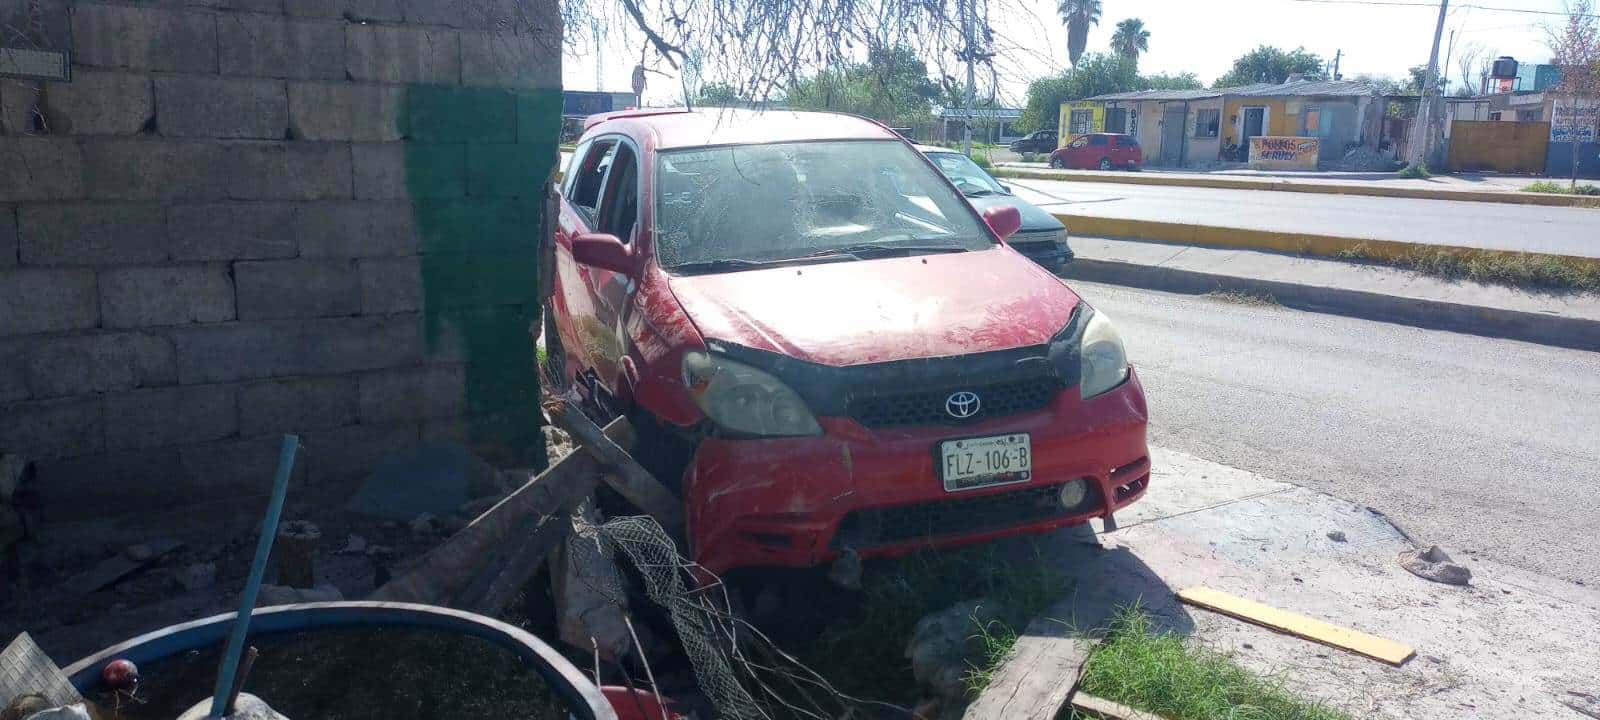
{"left": 1396, "top": 163, "right": 1431, "bottom": 179}
{"left": 1202, "top": 289, "right": 1279, "bottom": 307}
{"left": 961, "top": 616, "right": 1021, "bottom": 695}
{"left": 1333, "top": 243, "right": 1600, "bottom": 293}
{"left": 1523, "top": 180, "right": 1600, "bottom": 195}
{"left": 1078, "top": 607, "right": 1352, "bottom": 720}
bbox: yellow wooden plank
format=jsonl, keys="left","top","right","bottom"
{"left": 1071, "top": 693, "right": 1170, "bottom": 720}
{"left": 1176, "top": 586, "right": 1415, "bottom": 666}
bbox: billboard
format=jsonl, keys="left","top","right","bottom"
{"left": 1551, "top": 99, "right": 1599, "bottom": 143}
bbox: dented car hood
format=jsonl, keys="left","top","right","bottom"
{"left": 665, "top": 246, "right": 1081, "bottom": 367}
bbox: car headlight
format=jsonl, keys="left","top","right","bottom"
{"left": 682, "top": 352, "right": 821, "bottom": 437}
{"left": 1080, "top": 309, "right": 1128, "bottom": 399}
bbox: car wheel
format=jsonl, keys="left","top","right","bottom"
{"left": 1049, "top": 157, "right": 1064, "bottom": 169}
{"left": 1098, "top": 157, "right": 1113, "bottom": 171}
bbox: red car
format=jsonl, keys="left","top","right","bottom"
{"left": 1048, "top": 133, "right": 1142, "bottom": 171}
{"left": 548, "top": 109, "right": 1149, "bottom": 575}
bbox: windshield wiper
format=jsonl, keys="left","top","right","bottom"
{"left": 803, "top": 242, "right": 971, "bottom": 259}
{"left": 962, "top": 188, "right": 1003, "bottom": 197}
{"left": 666, "top": 254, "right": 857, "bottom": 275}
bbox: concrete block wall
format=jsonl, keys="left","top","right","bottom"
{"left": 0, "top": 0, "right": 561, "bottom": 541}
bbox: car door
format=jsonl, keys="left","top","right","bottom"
{"left": 554, "top": 136, "right": 637, "bottom": 399}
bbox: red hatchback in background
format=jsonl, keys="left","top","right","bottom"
{"left": 1048, "top": 133, "right": 1142, "bottom": 171}
{"left": 548, "top": 109, "right": 1150, "bottom": 575}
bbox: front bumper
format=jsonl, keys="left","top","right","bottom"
{"left": 684, "top": 369, "right": 1149, "bottom": 574}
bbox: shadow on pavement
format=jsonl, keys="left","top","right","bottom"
{"left": 1002, "top": 524, "right": 1195, "bottom": 638}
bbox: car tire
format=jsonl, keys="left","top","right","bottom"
{"left": 1098, "top": 158, "right": 1113, "bottom": 171}
{"left": 1049, "top": 157, "right": 1064, "bottom": 169}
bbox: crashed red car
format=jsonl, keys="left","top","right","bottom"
{"left": 547, "top": 109, "right": 1149, "bottom": 575}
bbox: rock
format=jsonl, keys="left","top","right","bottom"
{"left": 409, "top": 513, "right": 437, "bottom": 536}
{"left": 544, "top": 425, "right": 576, "bottom": 461}
{"left": 554, "top": 509, "right": 631, "bottom": 660}
{"left": 1326, "top": 530, "right": 1347, "bottom": 543}
{"left": 906, "top": 599, "right": 1018, "bottom": 700}
{"left": 1399, "top": 545, "right": 1472, "bottom": 586}
{"left": 176, "top": 562, "right": 217, "bottom": 591}
{"left": 124, "top": 544, "right": 155, "bottom": 562}
{"left": 256, "top": 583, "right": 343, "bottom": 607}
{"left": 176, "top": 693, "right": 290, "bottom": 720}
{"left": 338, "top": 535, "right": 368, "bottom": 554}
{"left": 827, "top": 548, "right": 863, "bottom": 591}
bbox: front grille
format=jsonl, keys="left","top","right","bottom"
{"left": 832, "top": 480, "right": 1102, "bottom": 550}
{"left": 848, "top": 377, "right": 1059, "bottom": 428}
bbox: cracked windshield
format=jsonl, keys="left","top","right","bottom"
{"left": 1, "top": 0, "right": 1597, "bottom": 718}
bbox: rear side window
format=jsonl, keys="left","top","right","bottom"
{"left": 1115, "top": 136, "right": 1138, "bottom": 147}
{"left": 567, "top": 139, "right": 618, "bottom": 222}
{"left": 1089, "top": 135, "right": 1109, "bottom": 146}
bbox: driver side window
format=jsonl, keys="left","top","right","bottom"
{"left": 568, "top": 139, "right": 618, "bottom": 225}
{"left": 597, "top": 143, "right": 639, "bottom": 245}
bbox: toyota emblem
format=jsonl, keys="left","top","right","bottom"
{"left": 945, "top": 391, "right": 981, "bottom": 419}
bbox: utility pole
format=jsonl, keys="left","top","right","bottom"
{"left": 1331, "top": 49, "right": 1342, "bottom": 80}
{"left": 1407, "top": 0, "right": 1448, "bottom": 170}
{"left": 962, "top": 0, "right": 976, "bottom": 156}
{"left": 593, "top": 23, "right": 603, "bottom": 92}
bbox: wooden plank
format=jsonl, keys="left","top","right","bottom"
{"left": 456, "top": 509, "right": 575, "bottom": 615}
{"left": 1071, "top": 693, "right": 1169, "bottom": 720}
{"left": 547, "top": 400, "right": 683, "bottom": 528}
{"left": 1176, "top": 586, "right": 1415, "bottom": 666}
{"left": 372, "top": 418, "right": 630, "bottom": 605}
{"left": 961, "top": 618, "right": 1097, "bottom": 720}
{"left": 59, "top": 539, "right": 183, "bottom": 596}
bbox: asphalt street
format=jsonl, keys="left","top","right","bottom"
{"left": 1007, "top": 178, "right": 1600, "bottom": 258}
{"left": 1071, "top": 280, "right": 1600, "bottom": 584}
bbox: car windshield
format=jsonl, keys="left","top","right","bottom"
{"left": 926, "top": 152, "right": 1007, "bottom": 196}
{"left": 654, "top": 140, "right": 992, "bottom": 271}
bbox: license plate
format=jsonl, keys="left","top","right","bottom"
{"left": 938, "top": 433, "right": 1032, "bottom": 492}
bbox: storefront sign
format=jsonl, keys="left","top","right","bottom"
{"left": 1249, "top": 136, "right": 1320, "bottom": 169}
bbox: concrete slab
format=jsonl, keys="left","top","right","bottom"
{"left": 1017, "top": 446, "right": 1600, "bottom": 720}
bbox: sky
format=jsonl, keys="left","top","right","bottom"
{"left": 561, "top": 0, "right": 1576, "bottom": 107}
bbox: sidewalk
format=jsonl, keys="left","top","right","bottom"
{"left": 992, "top": 163, "right": 1600, "bottom": 208}
{"left": 1029, "top": 446, "right": 1600, "bottom": 719}
{"left": 1060, "top": 236, "right": 1600, "bottom": 351}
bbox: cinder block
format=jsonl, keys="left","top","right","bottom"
{"left": 235, "top": 258, "right": 360, "bottom": 320}
{"left": 295, "top": 202, "right": 418, "bottom": 258}
{"left": 406, "top": 85, "right": 514, "bottom": 142}
{"left": 0, "top": 0, "right": 70, "bottom": 52}
{"left": 300, "top": 314, "right": 422, "bottom": 374}
{"left": 169, "top": 203, "right": 299, "bottom": 261}
{"left": 99, "top": 265, "right": 235, "bottom": 328}
{"left": 301, "top": 421, "right": 419, "bottom": 485}
{"left": 358, "top": 364, "right": 466, "bottom": 423}
{"left": 466, "top": 142, "right": 556, "bottom": 197}
{"left": 103, "top": 384, "right": 237, "bottom": 450}
{"left": 200, "top": 0, "right": 287, "bottom": 13}
{"left": 353, "top": 143, "right": 464, "bottom": 200}
{"left": 217, "top": 15, "right": 344, "bottom": 80}
{"left": 24, "top": 332, "right": 177, "bottom": 399}
{"left": 155, "top": 76, "right": 288, "bottom": 140}
{"left": 0, "top": 340, "right": 28, "bottom": 402}
{"left": 0, "top": 138, "right": 84, "bottom": 202}
{"left": 32, "top": 448, "right": 185, "bottom": 522}
{"left": 0, "top": 396, "right": 104, "bottom": 458}
{"left": 1, "top": 205, "right": 16, "bottom": 268}
{"left": 358, "top": 256, "right": 421, "bottom": 314}
{"left": 399, "top": 0, "right": 462, "bottom": 26}
{"left": 82, "top": 139, "right": 229, "bottom": 201}
{"left": 460, "top": 31, "right": 560, "bottom": 89}
{"left": 180, "top": 435, "right": 309, "bottom": 495}
{"left": 4, "top": 71, "right": 155, "bottom": 136}
{"left": 239, "top": 375, "right": 358, "bottom": 436}
{"left": 288, "top": 83, "right": 404, "bottom": 142}
{"left": 0, "top": 268, "right": 98, "bottom": 335}
{"left": 516, "top": 88, "right": 563, "bottom": 145}
{"left": 71, "top": 4, "right": 217, "bottom": 72}
{"left": 170, "top": 321, "right": 302, "bottom": 384}
{"left": 284, "top": 0, "right": 401, "bottom": 21}
{"left": 417, "top": 252, "right": 538, "bottom": 308}
{"left": 0, "top": 80, "right": 37, "bottom": 135}
{"left": 225, "top": 142, "right": 352, "bottom": 200}
{"left": 18, "top": 204, "right": 169, "bottom": 266}
{"left": 345, "top": 25, "right": 459, "bottom": 84}
{"left": 412, "top": 198, "right": 533, "bottom": 253}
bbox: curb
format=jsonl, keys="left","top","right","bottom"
{"left": 1063, "top": 257, "right": 1600, "bottom": 352}
{"left": 995, "top": 167, "right": 1600, "bottom": 209}
{"left": 1049, "top": 213, "right": 1600, "bottom": 271}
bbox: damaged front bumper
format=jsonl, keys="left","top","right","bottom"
{"left": 683, "top": 369, "right": 1150, "bottom": 575}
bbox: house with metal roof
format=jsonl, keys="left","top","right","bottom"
{"left": 1078, "top": 88, "right": 1227, "bottom": 167}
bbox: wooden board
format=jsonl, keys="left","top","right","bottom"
{"left": 1176, "top": 586, "right": 1415, "bottom": 666}
{"left": 60, "top": 539, "right": 183, "bottom": 597}
{"left": 961, "top": 619, "right": 1096, "bottom": 720}
{"left": 1071, "top": 693, "right": 1168, "bottom": 720}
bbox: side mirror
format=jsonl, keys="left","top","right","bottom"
{"left": 982, "top": 205, "right": 1022, "bottom": 241}
{"left": 571, "top": 233, "right": 634, "bottom": 274}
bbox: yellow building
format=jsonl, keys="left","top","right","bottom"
{"left": 1056, "top": 101, "right": 1104, "bottom": 145}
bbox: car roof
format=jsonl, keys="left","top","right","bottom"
{"left": 588, "top": 108, "right": 900, "bottom": 150}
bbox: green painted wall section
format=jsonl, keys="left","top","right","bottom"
{"left": 403, "top": 83, "right": 561, "bottom": 468}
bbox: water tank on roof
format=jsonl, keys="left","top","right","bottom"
{"left": 1490, "top": 56, "right": 1518, "bottom": 79}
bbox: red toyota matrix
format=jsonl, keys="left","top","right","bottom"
{"left": 548, "top": 109, "right": 1150, "bottom": 575}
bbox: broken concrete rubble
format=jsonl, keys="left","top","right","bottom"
{"left": 553, "top": 505, "right": 631, "bottom": 660}
{"left": 1398, "top": 545, "right": 1472, "bottom": 586}
{"left": 906, "top": 599, "right": 1018, "bottom": 701}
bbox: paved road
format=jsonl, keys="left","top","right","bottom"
{"left": 1072, "top": 280, "right": 1600, "bottom": 583}
{"left": 1007, "top": 178, "right": 1600, "bottom": 258}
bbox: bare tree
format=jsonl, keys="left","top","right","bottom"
{"left": 1454, "top": 41, "right": 1488, "bottom": 97}
{"left": 1547, "top": 0, "right": 1600, "bottom": 187}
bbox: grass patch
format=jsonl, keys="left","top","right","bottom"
{"left": 1202, "top": 289, "right": 1279, "bottom": 307}
{"left": 1333, "top": 243, "right": 1600, "bottom": 293}
{"left": 1078, "top": 607, "right": 1351, "bottom": 720}
{"left": 790, "top": 543, "right": 1064, "bottom": 704}
{"left": 1396, "top": 163, "right": 1431, "bottom": 179}
{"left": 1522, "top": 180, "right": 1600, "bottom": 196}
{"left": 970, "top": 151, "right": 994, "bottom": 169}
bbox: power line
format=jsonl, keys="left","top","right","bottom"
{"left": 1286, "top": 0, "right": 1599, "bottom": 18}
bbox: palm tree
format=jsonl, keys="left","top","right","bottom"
{"left": 1111, "top": 18, "right": 1149, "bottom": 63}
{"left": 1057, "top": 0, "right": 1102, "bottom": 68}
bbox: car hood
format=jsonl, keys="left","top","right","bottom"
{"left": 666, "top": 246, "right": 1080, "bottom": 366}
{"left": 966, "top": 193, "right": 1063, "bottom": 233}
